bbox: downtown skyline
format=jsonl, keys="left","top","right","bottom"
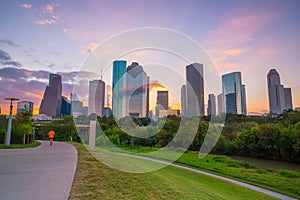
{"left": 0, "top": 0, "right": 300, "bottom": 114}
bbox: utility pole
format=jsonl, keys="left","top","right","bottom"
{"left": 5, "top": 98, "right": 19, "bottom": 146}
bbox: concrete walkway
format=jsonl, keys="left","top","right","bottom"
{"left": 120, "top": 153, "right": 297, "bottom": 200}
{"left": 0, "top": 141, "right": 77, "bottom": 200}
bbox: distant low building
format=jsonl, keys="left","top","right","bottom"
{"left": 17, "top": 101, "right": 34, "bottom": 114}
{"left": 158, "top": 109, "right": 180, "bottom": 118}
{"left": 32, "top": 114, "right": 52, "bottom": 121}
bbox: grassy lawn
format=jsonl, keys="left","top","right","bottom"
{"left": 69, "top": 143, "right": 276, "bottom": 200}
{"left": 0, "top": 141, "right": 41, "bottom": 149}
{"left": 120, "top": 146, "right": 300, "bottom": 199}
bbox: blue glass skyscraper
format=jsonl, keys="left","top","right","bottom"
{"left": 112, "top": 60, "right": 126, "bottom": 118}
{"left": 222, "top": 72, "right": 246, "bottom": 115}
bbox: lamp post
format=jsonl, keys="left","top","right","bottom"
{"left": 5, "top": 98, "right": 19, "bottom": 146}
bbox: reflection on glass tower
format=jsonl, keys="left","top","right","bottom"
{"left": 125, "top": 62, "right": 147, "bottom": 118}
{"left": 186, "top": 63, "right": 204, "bottom": 117}
{"left": 112, "top": 60, "right": 126, "bottom": 119}
{"left": 222, "top": 72, "right": 247, "bottom": 115}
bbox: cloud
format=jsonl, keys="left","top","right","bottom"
{"left": 35, "top": 4, "right": 60, "bottom": 25}
{"left": 0, "top": 68, "right": 100, "bottom": 114}
{"left": 44, "top": 4, "right": 54, "bottom": 14}
{"left": 0, "top": 49, "right": 22, "bottom": 67}
{"left": 0, "top": 39, "right": 21, "bottom": 47}
{"left": 35, "top": 18, "right": 57, "bottom": 25}
{"left": 62, "top": 28, "right": 68, "bottom": 33}
{"left": 223, "top": 48, "right": 246, "bottom": 56}
{"left": 21, "top": 3, "right": 32, "bottom": 9}
{"left": 86, "top": 42, "right": 99, "bottom": 53}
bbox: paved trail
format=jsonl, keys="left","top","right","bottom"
{"left": 0, "top": 141, "right": 77, "bottom": 200}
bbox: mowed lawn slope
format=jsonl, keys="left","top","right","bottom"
{"left": 69, "top": 143, "right": 276, "bottom": 200}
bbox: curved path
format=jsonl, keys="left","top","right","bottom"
{"left": 0, "top": 141, "right": 77, "bottom": 200}
{"left": 120, "top": 153, "right": 297, "bottom": 200}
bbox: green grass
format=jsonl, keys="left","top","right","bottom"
{"left": 119, "top": 146, "right": 300, "bottom": 199}
{"left": 68, "top": 143, "right": 276, "bottom": 200}
{"left": 0, "top": 141, "right": 41, "bottom": 149}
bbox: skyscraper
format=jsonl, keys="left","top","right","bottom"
{"left": 61, "top": 96, "right": 71, "bottom": 116}
{"left": 217, "top": 93, "right": 224, "bottom": 115}
{"left": 186, "top": 63, "right": 204, "bottom": 117}
{"left": 222, "top": 72, "right": 246, "bottom": 115}
{"left": 17, "top": 101, "right": 34, "bottom": 114}
{"left": 267, "top": 69, "right": 286, "bottom": 114}
{"left": 284, "top": 88, "right": 293, "bottom": 111}
{"left": 112, "top": 60, "right": 126, "bottom": 118}
{"left": 146, "top": 76, "right": 150, "bottom": 117}
{"left": 125, "top": 62, "right": 147, "bottom": 118}
{"left": 241, "top": 85, "right": 247, "bottom": 115}
{"left": 156, "top": 90, "right": 168, "bottom": 117}
{"left": 88, "top": 80, "right": 105, "bottom": 116}
{"left": 207, "top": 94, "right": 216, "bottom": 116}
{"left": 181, "top": 85, "right": 187, "bottom": 116}
{"left": 39, "top": 73, "right": 62, "bottom": 118}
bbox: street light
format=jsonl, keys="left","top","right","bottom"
{"left": 4, "top": 98, "right": 19, "bottom": 146}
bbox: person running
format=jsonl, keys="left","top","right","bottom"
{"left": 48, "top": 130, "right": 55, "bottom": 146}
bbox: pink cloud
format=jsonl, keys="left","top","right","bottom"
{"left": 205, "top": 12, "right": 278, "bottom": 48}
{"left": 85, "top": 42, "right": 99, "bottom": 53}
{"left": 44, "top": 4, "right": 54, "bottom": 14}
{"left": 35, "top": 19, "right": 57, "bottom": 25}
{"left": 21, "top": 3, "right": 32, "bottom": 9}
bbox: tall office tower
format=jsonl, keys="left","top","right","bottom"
{"left": 156, "top": 90, "right": 169, "bottom": 117}
{"left": 284, "top": 88, "right": 293, "bottom": 111}
{"left": 70, "top": 93, "right": 83, "bottom": 117}
{"left": 146, "top": 76, "right": 150, "bottom": 117}
{"left": 186, "top": 63, "right": 204, "bottom": 117}
{"left": 207, "top": 94, "right": 216, "bottom": 116}
{"left": 241, "top": 85, "right": 247, "bottom": 115}
{"left": 39, "top": 73, "right": 62, "bottom": 118}
{"left": 17, "top": 101, "right": 34, "bottom": 114}
{"left": 61, "top": 96, "right": 71, "bottom": 116}
{"left": 125, "top": 62, "right": 147, "bottom": 118}
{"left": 217, "top": 93, "right": 224, "bottom": 115}
{"left": 222, "top": 72, "right": 245, "bottom": 115}
{"left": 267, "top": 69, "right": 286, "bottom": 114}
{"left": 181, "top": 85, "right": 187, "bottom": 116}
{"left": 112, "top": 60, "right": 127, "bottom": 118}
{"left": 88, "top": 80, "right": 105, "bottom": 116}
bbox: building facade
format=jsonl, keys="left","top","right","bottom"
{"left": 17, "top": 101, "right": 34, "bottom": 114}
{"left": 39, "top": 73, "right": 62, "bottom": 118}
{"left": 112, "top": 60, "right": 127, "bottom": 118}
{"left": 267, "top": 69, "right": 293, "bottom": 114}
{"left": 88, "top": 80, "right": 105, "bottom": 116}
{"left": 61, "top": 96, "right": 71, "bottom": 116}
{"left": 207, "top": 94, "right": 216, "bottom": 116}
{"left": 156, "top": 90, "right": 169, "bottom": 117}
{"left": 124, "top": 62, "right": 147, "bottom": 118}
{"left": 186, "top": 63, "right": 204, "bottom": 117}
{"left": 181, "top": 85, "right": 187, "bottom": 116}
{"left": 217, "top": 93, "right": 224, "bottom": 115}
{"left": 284, "top": 88, "right": 293, "bottom": 111}
{"left": 222, "top": 72, "right": 246, "bottom": 115}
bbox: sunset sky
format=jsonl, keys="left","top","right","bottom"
{"left": 0, "top": 0, "right": 299, "bottom": 115}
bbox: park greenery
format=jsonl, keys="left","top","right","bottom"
{"left": 73, "top": 111, "right": 300, "bottom": 163}
{"left": 0, "top": 109, "right": 34, "bottom": 144}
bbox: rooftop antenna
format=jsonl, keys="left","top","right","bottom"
{"left": 100, "top": 68, "right": 103, "bottom": 80}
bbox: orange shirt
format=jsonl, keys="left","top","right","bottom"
{"left": 48, "top": 130, "right": 55, "bottom": 139}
